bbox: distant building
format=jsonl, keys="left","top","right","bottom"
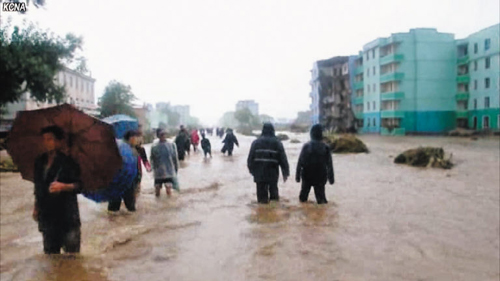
{"left": 1, "top": 66, "right": 97, "bottom": 132}
{"left": 171, "top": 105, "right": 190, "bottom": 126}
{"left": 236, "top": 100, "right": 259, "bottom": 116}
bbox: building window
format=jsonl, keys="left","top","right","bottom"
{"left": 474, "top": 99, "right": 477, "bottom": 109}
{"left": 474, "top": 80, "right": 477, "bottom": 90}
{"left": 473, "top": 116, "right": 477, "bottom": 129}
{"left": 373, "top": 84, "right": 376, "bottom": 92}
{"left": 485, "top": 78, "right": 490, "bottom": 89}
{"left": 485, "top": 39, "right": 491, "bottom": 51}
{"left": 70, "top": 77, "right": 73, "bottom": 87}
{"left": 373, "top": 101, "right": 376, "bottom": 111}
{"left": 485, "top": 97, "right": 490, "bottom": 109}
{"left": 485, "top": 57, "right": 490, "bottom": 69}
{"left": 367, "top": 68, "right": 370, "bottom": 77}
{"left": 373, "top": 66, "right": 376, "bottom": 75}
{"left": 367, "top": 84, "right": 370, "bottom": 93}
{"left": 76, "top": 79, "right": 78, "bottom": 90}
{"left": 474, "top": 43, "right": 478, "bottom": 54}
{"left": 372, "top": 49, "right": 375, "bottom": 59}
{"left": 367, "top": 102, "right": 370, "bottom": 111}
{"left": 366, "top": 53, "right": 369, "bottom": 61}
{"left": 474, "top": 61, "right": 477, "bottom": 71}
{"left": 373, "top": 118, "right": 376, "bottom": 127}
{"left": 367, "top": 118, "right": 371, "bottom": 127}
{"left": 483, "top": 116, "right": 490, "bottom": 129}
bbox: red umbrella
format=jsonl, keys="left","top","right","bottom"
{"left": 6, "top": 104, "right": 122, "bottom": 191}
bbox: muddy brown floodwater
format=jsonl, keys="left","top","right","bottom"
{"left": 1, "top": 133, "right": 499, "bottom": 281}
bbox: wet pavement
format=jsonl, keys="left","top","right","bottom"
{"left": 1, "top": 133, "right": 499, "bottom": 281}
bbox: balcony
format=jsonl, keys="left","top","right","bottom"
{"left": 353, "top": 96, "right": 364, "bottom": 104}
{"left": 354, "top": 66, "right": 364, "bottom": 75}
{"left": 353, "top": 81, "right": 364, "bottom": 90}
{"left": 379, "top": 54, "right": 404, "bottom": 66}
{"left": 381, "top": 110, "right": 405, "bottom": 118}
{"left": 457, "top": 55, "right": 469, "bottom": 65}
{"left": 381, "top": 127, "right": 406, "bottom": 136}
{"left": 456, "top": 110, "right": 468, "bottom": 119}
{"left": 381, "top": 91, "right": 405, "bottom": 101}
{"left": 455, "top": 92, "right": 470, "bottom": 101}
{"left": 380, "top": 72, "right": 405, "bottom": 83}
{"left": 456, "top": 74, "right": 470, "bottom": 83}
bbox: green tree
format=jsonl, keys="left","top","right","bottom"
{"left": 259, "top": 114, "right": 274, "bottom": 124}
{"left": 0, "top": 21, "right": 83, "bottom": 106}
{"left": 235, "top": 108, "right": 260, "bottom": 128}
{"left": 98, "top": 81, "right": 137, "bottom": 118}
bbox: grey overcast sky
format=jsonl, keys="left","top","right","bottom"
{"left": 2, "top": 0, "right": 499, "bottom": 125}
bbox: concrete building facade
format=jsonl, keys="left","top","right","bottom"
{"left": 236, "top": 100, "right": 259, "bottom": 116}
{"left": 457, "top": 24, "right": 500, "bottom": 130}
{"left": 360, "top": 28, "right": 458, "bottom": 135}
{"left": 1, "top": 67, "right": 97, "bottom": 131}
{"left": 171, "top": 105, "right": 190, "bottom": 126}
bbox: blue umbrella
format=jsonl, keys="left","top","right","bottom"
{"left": 102, "top": 115, "right": 139, "bottom": 139}
{"left": 82, "top": 140, "right": 137, "bottom": 202}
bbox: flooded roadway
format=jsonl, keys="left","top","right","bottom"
{"left": 1, "top": 133, "right": 499, "bottom": 281}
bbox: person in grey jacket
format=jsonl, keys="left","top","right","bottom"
{"left": 150, "top": 130, "right": 179, "bottom": 197}
{"left": 247, "top": 123, "right": 289, "bottom": 203}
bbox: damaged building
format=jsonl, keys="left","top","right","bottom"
{"left": 309, "top": 56, "right": 357, "bottom": 132}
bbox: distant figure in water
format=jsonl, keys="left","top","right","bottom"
{"left": 295, "top": 124, "right": 334, "bottom": 204}
{"left": 175, "top": 125, "right": 189, "bottom": 161}
{"left": 247, "top": 123, "right": 289, "bottom": 204}
{"left": 201, "top": 133, "right": 212, "bottom": 158}
{"left": 221, "top": 128, "right": 239, "bottom": 156}
{"left": 191, "top": 129, "right": 200, "bottom": 153}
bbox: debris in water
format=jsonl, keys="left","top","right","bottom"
{"left": 394, "top": 147, "right": 453, "bottom": 169}
{"left": 290, "top": 139, "right": 301, "bottom": 144}
{"left": 276, "top": 134, "right": 289, "bottom": 141}
{"left": 323, "top": 134, "right": 369, "bottom": 153}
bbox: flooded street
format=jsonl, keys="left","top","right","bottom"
{"left": 1, "top": 133, "right": 499, "bottom": 281}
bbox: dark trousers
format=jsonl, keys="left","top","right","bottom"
{"left": 108, "top": 186, "right": 136, "bottom": 211}
{"left": 256, "top": 182, "right": 279, "bottom": 204}
{"left": 203, "top": 149, "right": 211, "bottom": 157}
{"left": 299, "top": 181, "right": 328, "bottom": 204}
{"left": 42, "top": 227, "right": 81, "bottom": 254}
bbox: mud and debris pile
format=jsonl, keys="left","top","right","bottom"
{"left": 290, "top": 139, "right": 301, "bottom": 144}
{"left": 277, "top": 134, "right": 289, "bottom": 141}
{"left": 394, "top": 147, "right": 453, "bottom": 169}
{"left": 448, "top": 128, "right": 478, "bottom": 137}
{"left": 323, "top": 134, "right": 368, "bottom": 153}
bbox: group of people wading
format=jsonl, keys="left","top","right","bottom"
{"left": 31, "top": 122, "right": 334, "bottom": 254}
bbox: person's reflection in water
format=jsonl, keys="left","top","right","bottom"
{"left": 32, "top": 255, "right": 108, "bottom": 281}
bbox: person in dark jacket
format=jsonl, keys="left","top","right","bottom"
{"left": 175, "top": 126, "right": 189, "bottom": 161}
{"left": 33, "top": 125, "right": 82, "bottom": 254}
{"left": 247, "top": 123, "right": 290, "bottom": 203}
{"left": 200, "top": 133, "right": 212, "bottom": 158}
{"left": 221, "top": 128, "right": 239, "bottom": 156}
{"left": 295, "top": 124, "right": 334, "bottom": 204}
